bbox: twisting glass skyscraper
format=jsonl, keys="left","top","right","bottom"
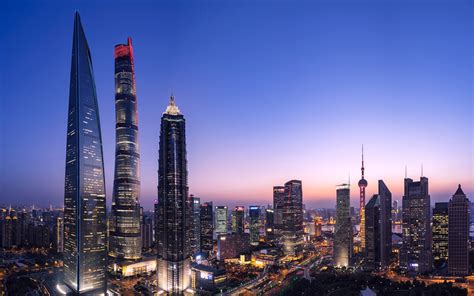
{"left": 156, "top": 95, "right": 192, "bottom": 294}
{"left": 63, "top": 12, "right": 107, "bottom": 294}
{"left": 109, "top": 38, "right": 142, "bottom": 260}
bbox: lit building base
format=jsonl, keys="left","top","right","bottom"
{"left": 157, "top": 257, "right": 191, "bottom": 295}
{"left": 110, "top": 255, "right": 156, "bottom": 277}
{"left": 58, "top": 282, "right": 108, "bottom": 296}
{"left": 282, "top": 232, "right": 303, "bottom": 257}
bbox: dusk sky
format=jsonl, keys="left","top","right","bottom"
{"left": 1, "top": 0, "right": 473, "bottom": 210}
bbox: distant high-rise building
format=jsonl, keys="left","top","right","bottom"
{"left": 200, "top": 202, "right": 214, "bottom": 254}
{"left": 27, "top": 222, "right": 35, "bottom": 247}
{"left": 392, "top": 200, "right": 400, "bottom": 222}
{"left": 281, "top": 180, "right": 304, "bottom": 256}
{"left": 249, "top": 206, "right": 261, "bottom": 246}
{"left": 63, "top": 12, "right": 107, "bottom": 294}
{"left": 358, "top": 146, "right": 368, "bottom": 251}
{"left": 36, "top": 224, "right": 50, "bottom": 248}
{"left": 231, "top": 206, "right": 245, "bottom": 234}
{"left": 155, "top": 95, "right": 192, "bottom": 294}
{"left": 334, "top": 183, "right": 352, "bottom": 267}
{"left": 432, "top": 202, "right": 448, "bottom": 267}
{"left": 448, "top": 185, "right": 470, "bottom": 276}
{"left": 401, "top": 176, "right": 431, "bottom": 274}
{"left": 273, "top": 186, "right": 285, "bottom": 233}
{"left": 190, "top": 196, "right": 201, "bottom": 255}
{"left": 10, "top": 211, "right": 22, "bottom": 247}
{"left": 18, "top": 211, "right": 29, "bottom": 246}
{"left": 217, "top": 233, "right": 250, "bottom": 261}
{"left": 314, "top": 217, "right": 322, "bottom": 237}
{"left": 0, "top": 217, "right": 13, "bottom": 248}
{"left": 53, "top": 217, "right": 64, "bottom": 253}
{"left": 265, "top": 208, "right": 275, "bottom": 238}
{"left": 141, "top": 215, "right": 153, "bottom": 250}
{"left": 214, "top": 206, "right": 228, "bottom": 238}
{"left": 365, "top": 180, "right": 392, "bottom": 269}
{"left": 109, "top": 37, "right": 142, "bottom": 260}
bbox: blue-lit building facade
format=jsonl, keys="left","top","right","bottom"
{"left": 63, "top": 12, "right": 107, "bottom": 294}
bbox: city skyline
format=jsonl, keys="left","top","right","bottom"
{"left": 2, "top": 1, "right": 473, "bottom": 209}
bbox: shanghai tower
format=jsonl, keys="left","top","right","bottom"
{"left": 63, "top": 12, "right": 107, "bottom": 294}
{"left": 156, "top": 95, "right": 192, "bottom": 294}
{"left": 109, "top": 38, "right": 142, "bottom": 260}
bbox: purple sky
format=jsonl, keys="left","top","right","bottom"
{"left": 1, "top": 0, "right": 473, "bottom": 209}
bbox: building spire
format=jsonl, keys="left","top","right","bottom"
{"left": 165, "top": 93, "right": 181, "bottom": 115}
{"left": 361, "top": 144, "right": 365, "bottom": 179}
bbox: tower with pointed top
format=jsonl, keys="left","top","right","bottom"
{"left": 63, "top": 12, "right": 107, "bottom": 294}
{"left": 109, "top": 37, "right": 142, "bottom": 260}
{"left": 448, "top": 184, "right": 470, "bottom": 276}
{"left": 156, "top": 95, "right": 192, "bottom": 294}
{"left": 358, "top": 146, "right": 368, "bottom": 251}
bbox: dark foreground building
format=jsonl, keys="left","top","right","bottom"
{"left": 109, "top": 38, "right": 142, "bottom": 260}
{"left": 448, "top": 185, "right": 470, "bottom": 276}
{"left": 200, "top": 202, "right": 214, "bottom": 255}
{"left": 63, "top": 12, "right": 107, "bottom": 294}
{"left": 401, "top": 176, "right": 432, "bottom": 274}
{"left": 155, "top": 95, "right": 192, "bottom": 294}
{"left": 365, "top": 180, "right": 392, "bottom": 269}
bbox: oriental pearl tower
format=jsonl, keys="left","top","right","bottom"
{"left": 358, "top": 145, "right": 368, "bottom": 251}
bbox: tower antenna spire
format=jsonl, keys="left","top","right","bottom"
{"left": 421, "top": 163, "right": 423, "bottom": 177}
{"left": 358, "top": 145, "right": 367, "bottom": 251}
{"left": 405, "top": 165, "right": 407, "bottom": 178}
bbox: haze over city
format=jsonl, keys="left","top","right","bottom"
{"left": 2, "top": 1, "right": 473, "bottom": 209}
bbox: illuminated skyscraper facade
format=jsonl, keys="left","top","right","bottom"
{"left": 214, "top": 206, "right": 228, "bottom": 238}
{"left": 334, "top": 183, "right": 352, "bottom": 267}
{"left": 265, "top": 208, "right": 275, "bottom": 238}
{"left": 273, "top": 186, "right": 285, "bottom": 233}
{"left": 249, "top": 206, "right": 261, "bottom": 246}
{"left": 190, "top": 196, "right": 201, "bottom": 255}
{"left": 281, "top": 180, "right": 304, "bottom": 256}
{"left": 448, "top": 185, "right": 470, "bottom": 276}
{"left": 401, "top": 176, "right": 431, "bottom": 274}
{"left": 200, "top": 202, "right": 214, "bottom": 254}
{"left": 432, "top": 202, "right": 448, "bottom": 267}
{"left": 358, "top": 146, "right": 367, "bottom": 251}
{"left": 109, "top": 38, "right": 142, "bottom": 260}
{"left": 156, "top": 95, "right": 192, "bottom": 294}
{"left": 231, "top": 206, "right": 245, "bottom": 234}
{"left": 63, "top": 12, "right": 107, "bottom": 294}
